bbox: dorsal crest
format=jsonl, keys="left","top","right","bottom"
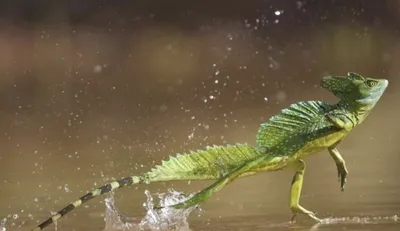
{"left": 256, "top": 101, "right": 331, "bottom": 148}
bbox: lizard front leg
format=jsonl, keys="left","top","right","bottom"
{"left": 328, "top": 146, "right": 348, "bottom": 191}
{"left": 325, "top": 112, "right": 351, "bottom": 191}
{"left": 326, "top": 111, "right": 357, "bottom": 132}
{"left": 289, "top": 159, "right": 321, "bottom": 223}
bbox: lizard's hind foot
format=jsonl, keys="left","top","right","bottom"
{"left": 290, "top": 208, "right": 322, "bottom": 223}
{"left": 167, "top": 190, "right": 209, "bottom": 210}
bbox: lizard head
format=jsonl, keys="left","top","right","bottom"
{"left": 320, "top": 72, "right": 389, "bottom": 105}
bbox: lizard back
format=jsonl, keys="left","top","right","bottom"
{"left": 256, "top": 100, "right": 343, "bottom": 156}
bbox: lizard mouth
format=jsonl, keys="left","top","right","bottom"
{"left": 370, "top": 79, "right": 389, "bottom": 95}
{"left": 356, "top": 79, "right": 389, "bottom": 105}
{"left": 378, "top": 79, "right": 389, "bottom": 90}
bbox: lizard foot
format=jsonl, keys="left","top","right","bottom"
{"left": 154, "top": 190, "right": 209, "bottom": 210}
{"left": 336, "top": 162, "right": 348, "bottom": 191}
{"left": 290, "top": 205, "right": 322, "bottom": 223}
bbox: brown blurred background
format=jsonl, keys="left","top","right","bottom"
{"left": 0, "top": 0, "right": 400, "bottom": 230}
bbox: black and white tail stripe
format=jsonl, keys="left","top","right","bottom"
{"left": 31, "top": 175, "right": 142, "bottom": 231}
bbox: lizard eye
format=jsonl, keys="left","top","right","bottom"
{"left": 366, "top": 80, "right": 377, "bottom": 87}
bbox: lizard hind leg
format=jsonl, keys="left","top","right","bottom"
{"left": 156, "top": 157, "right": 266, "bottom": 210}
{"left": 289, "top": 159, "right": 322, "bottom": 223}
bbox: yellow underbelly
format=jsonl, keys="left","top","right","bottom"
{"left": 296, "top": 129, "right": 349, "bottom": 159}
{"left": 241, "top": 129, "right": 349, "bottom": 176}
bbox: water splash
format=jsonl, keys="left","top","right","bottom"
{"left": 104, "top": 194, "right": 137, "bottom": 231}
{"left": 308, "top": 215, "right": 400, "bottom": 230}
{"left": 0, "top": 218, "right": 6, "bottom": 231}
{"left": 104, "top": 189, "right": 200, "bottom": 231}
{"left": 317, "top": 215, "right": 399, "bottom": 225}
{"left": 264, "top": 215, "right": 399, "bottom": 229}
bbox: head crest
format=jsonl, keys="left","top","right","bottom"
{"left": 347, "top": 72, "right": 364, "bottom": 81}
{"left": 320, "top": 72, "right": 388, "bottom": 104}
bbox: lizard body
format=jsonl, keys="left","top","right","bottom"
{"left": 32, "top": 72, "right": 388, "bottom": 230}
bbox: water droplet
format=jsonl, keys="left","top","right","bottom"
{"left": 93, "top": 65, "right": 102, "bottom": 73}
{"left": 64, "top": 184, "right": 70, "bottom": 193}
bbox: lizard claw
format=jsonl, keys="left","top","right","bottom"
{"left": 306, "top": 211, "right": 322, "bottom": 223}
{"left": 290, "top": 211, "right": 322, "bottom": 223}
{"left": 336, "top": 163, "right": 348, "bottom": 191}
{"left": 290, "top": 206, "right": 322, "bottom": 223}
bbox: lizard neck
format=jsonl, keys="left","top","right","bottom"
{"left": 337, "top": 99, "right": 377, "bottom": 124}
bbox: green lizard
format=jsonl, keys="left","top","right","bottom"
{"left": 31, "top": 72, "right": 388, "bottom": 231}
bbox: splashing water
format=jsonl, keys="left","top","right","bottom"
{"left": 264, "top": 214, "right": 399, "bottom": 230}
{"left": 104, "top": 189, "right": 200, "bottom": 231}
{"left": 318, "top": 215, "right": 399, "bottom": 225}
{"left": 0, "top": 218, "right": 6, "bottom": 231}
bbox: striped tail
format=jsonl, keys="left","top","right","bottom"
{"left": 31, "top": 175, "right": 145, "bottom": 231}
{"left": 32, "top": 144, "right": 262, "bottom": 231}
